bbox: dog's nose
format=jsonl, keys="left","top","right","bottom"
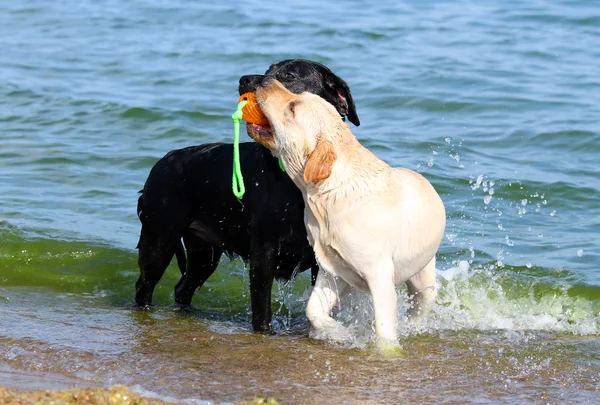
{"left": 239, "top": 75, "right": 263, "bottom": 95}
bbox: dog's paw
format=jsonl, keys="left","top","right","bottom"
{"left": 309, "top": 320, "right": 353, "bottom": 344}
{"left": 371, "top": 338, "right": 405, "bottom": 358}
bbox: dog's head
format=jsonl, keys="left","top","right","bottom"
{"left": 239, "top": 59, "right": 360, "bottom": 127}
{"left": 253, "top": 79, "right": 342, "bottom": 184}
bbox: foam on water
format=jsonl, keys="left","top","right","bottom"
{"left": 2, "top": 222, "right": 598, "bottom": 348}
{"left": 2, "top": 0, "right": 600, "bottom": 402}
{"left": 433, "top": 261, "right": 599, "bottom": 334}
{"left": 273, "top": 260, "right": 599, "bottom": 348}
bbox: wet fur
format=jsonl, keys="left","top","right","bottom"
{"left": 251, "top": 79, "right": 446, "bottom": 343}
{"left": 135, "top": 60, "right": 359, "bottom": 332}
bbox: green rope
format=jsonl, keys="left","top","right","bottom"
{"left": 231, "top": 98, "right": 285, "bottom": 199}
{"left": 232, "top": 99, "right": 247, "bottom": 199}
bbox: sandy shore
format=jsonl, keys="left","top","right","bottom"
{"left": 0, "top": 385, "right": 280, "bottom": 405}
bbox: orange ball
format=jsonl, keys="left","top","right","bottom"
{"left": 238, "top": 92, "right": 269, "bottom": 125}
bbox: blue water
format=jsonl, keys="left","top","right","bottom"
{"left": 1, "top": 0, "right": 599, "bottom": 403}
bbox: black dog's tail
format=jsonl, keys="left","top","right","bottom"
{"left": 137, "top": 190, "right": 187, "bottom": 274}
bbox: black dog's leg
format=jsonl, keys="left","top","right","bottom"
{"left": 136, "top": 227, "right": 178, "bottom": 306}
{"left": 174, "top": 234, "right": 223, "bottom": 306}
{"left": 174, "top": 241, "right": 187, "bottom": 275}
{"left": 249, "top": 243, "right": 276, "bottom": 333}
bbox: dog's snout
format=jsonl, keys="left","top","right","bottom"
{"left": 239, "top": 74, "right": 263, "bottom": 95}
{"left": 260, "top": 76, "right": 275, "bottom": 88}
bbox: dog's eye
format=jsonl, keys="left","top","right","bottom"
{"left": 284, "top": 72, "right": 296, "bottom": 80}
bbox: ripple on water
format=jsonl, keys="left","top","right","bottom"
{"left": 2, "top": 285, "right": 599, "bottom": 404}
{"left": 1, "top": 0, "right": 600, "bottom": 403}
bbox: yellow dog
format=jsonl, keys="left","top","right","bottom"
{"left": 248, "top": 79, "right": 446, "bottom": 347}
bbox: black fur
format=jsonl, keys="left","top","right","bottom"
{"left": 136, "top": 59, "right": 359, "bottom": 332}
{"left": 240, "top": 59, "right": 360, "bottom": 126}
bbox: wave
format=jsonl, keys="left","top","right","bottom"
{"left": 2, "top": 224, "right": 598, "bottom": 339}
{"left": 257, "top": 260, "right": 600, "bottom": 341}
{"left": 314, "top": 260, "right": 600, "bottom": 349}
{"left": 432, "top": 261, "right": 599, "bottom": 334}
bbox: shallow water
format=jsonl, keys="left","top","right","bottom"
{"left": 1, "top": 0, "right": 599, "bottom": 403}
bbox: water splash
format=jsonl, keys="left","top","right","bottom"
{"left": 432, "top": 261, "right": 599, "bottom": 335}
{"left": 280, "top": 261, "right": 600, "bottom": 348}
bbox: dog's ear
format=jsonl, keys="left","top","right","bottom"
{"left": 325, "top": 75, "right": 360, "bottom": 127}
{"left": 304, "top": 138, "right": 337, "bottom": 184}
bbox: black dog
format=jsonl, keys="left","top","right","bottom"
{"left": 136, "top": 59, "right": 360, "bottom": 332}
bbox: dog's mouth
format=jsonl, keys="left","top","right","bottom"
{"left": 246, "top": 122, "right": 273, "bottom": 140}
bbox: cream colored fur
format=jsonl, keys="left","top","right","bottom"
{"left": 253, "top": 80, "right": 446, "bottom": 344}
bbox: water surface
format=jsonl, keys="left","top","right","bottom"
{"left": 1, "top": 0, "right": 599, "bottom": 403}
